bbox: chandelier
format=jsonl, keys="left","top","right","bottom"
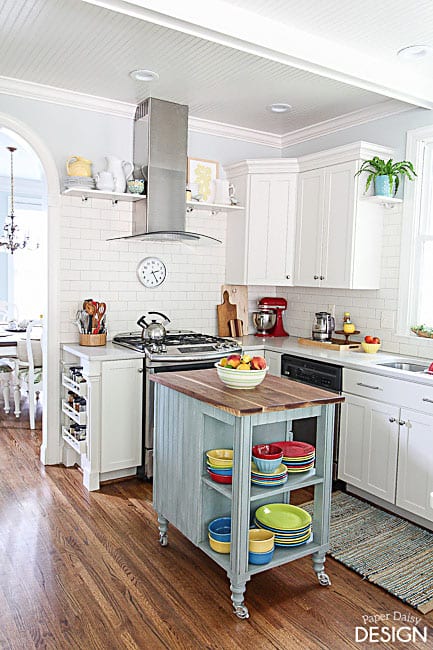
{"left": 0, "top": 146, "right": 29, "bottom": 254}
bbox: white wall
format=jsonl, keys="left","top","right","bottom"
{"left": 279, "top": 106, "right": 433, "bottom": 358}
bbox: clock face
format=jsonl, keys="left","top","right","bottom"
{"left": 136, "top": 257, "right": 166, "bottom": 288}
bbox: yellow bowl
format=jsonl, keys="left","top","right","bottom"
{"left": 249, "top": 529, "right": 275, "bottom": 553}
{"left": 206, "top": 449, "right": 233, "bottom": 467}
{"left": 361, "top": 342, "right": 381, "bottom": 354}
{"left": 208, "top": 534, "right": 231, "bottom": 554}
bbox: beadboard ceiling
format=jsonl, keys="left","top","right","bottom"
{"left": 0, "top": 0, "right": 430, "bottom": 136}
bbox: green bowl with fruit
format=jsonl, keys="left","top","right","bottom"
{"left": 216, "top": 353, "right": 268, "bottom": 389}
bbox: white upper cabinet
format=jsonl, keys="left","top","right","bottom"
{"left": 294, "top": 142, "right": 393, "bottom": 289}
{"left": 224, "top": 160, "right": 298, "bottom": 285}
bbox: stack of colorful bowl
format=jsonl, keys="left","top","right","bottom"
{"left": 248, "top": 528, "right": 275, "bottom": 565}
{"left": 251, "top": 444, "right": 287, "bottom": 486}
{"left": 206, "top": 449, "right": 233, "bottom": 484}
{"left": 208, "top": 517, "right": 231, "bottom": 553}
{"left": 254, "top": 503, "right": 312, "bottom": 547}
{"left": 274, "top": 441, "right": 315, "bottom": 472}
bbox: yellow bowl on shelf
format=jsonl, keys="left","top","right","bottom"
{"left": 361, "top": 342, "right": 381, "bottom": 354}
{"left": 248, "top": 529, "right": 275, "bottom": 553}
{"left": 208, "top": 534, "right": 231, "bottom": 554}
{"left": 206, "top": 449, "right": 233, "bottom": 467}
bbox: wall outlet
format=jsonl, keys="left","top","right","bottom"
{"left": 328, "top": 304, "right": 335, "bottom": 318}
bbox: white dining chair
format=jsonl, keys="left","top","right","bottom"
{"left": 13, "top": 319, "right": 43, "bottom": 430}
{"left": 0, "top": 358, "right": 15, "bottom": 413}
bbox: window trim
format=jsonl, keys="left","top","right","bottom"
{"left": 397, "top": 124, "right": 433, "bottom": 338}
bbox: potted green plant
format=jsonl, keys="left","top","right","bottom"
{"left": 355, "top": 156, "right": 417, "bottom": 197}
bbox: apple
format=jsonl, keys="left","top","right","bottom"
{"left": 364, "top": 335, "right": 375, "bottom": 343}
{"left": 227, "top": 354, "right": 241, "bottom": 362}
{"left": 251, "top": 356, "right": 267, "bottom": 370}
{"left": 371, "top": 337, "right": 381, "bottom": 344}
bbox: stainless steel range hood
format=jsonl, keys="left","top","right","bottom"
{"left": 111, "top": 97, "right": 221, "bottom": 245}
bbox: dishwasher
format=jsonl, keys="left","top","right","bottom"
{"left": 281, "top": 354, "right": 343, "bottom": 481}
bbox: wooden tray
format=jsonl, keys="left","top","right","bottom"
{"left": 297, "top": 337, "right": 361, "bottom": 351}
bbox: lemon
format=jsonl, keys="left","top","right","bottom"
{"left": 220, "top": 358, "right": 228, "bottom": 367}
{"left": 237, "top": 363, "right": 251, "bottom": 370}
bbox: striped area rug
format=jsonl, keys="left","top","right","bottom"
{"left": 303, "top": 491, "right": 433, "bottom": 614}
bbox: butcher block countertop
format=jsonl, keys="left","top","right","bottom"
{"left": 150, "top": 369, "right": 344, "bottom": 417}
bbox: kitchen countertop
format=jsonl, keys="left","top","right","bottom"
{"left": 236, "top": 335, "right": 433, "bottom": 386}
{"left": 150, "top": 368, "right": 343, "bottom": 416}
{"left": 62, "top": 337, "right": 433, "bottom": 386}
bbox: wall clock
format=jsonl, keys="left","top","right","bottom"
{"left": 136, "top": 257, "right": 166, "bottom": 288}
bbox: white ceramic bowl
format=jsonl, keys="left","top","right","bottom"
{"left": 215, "top": 362, "right": 268, "bottom": 389}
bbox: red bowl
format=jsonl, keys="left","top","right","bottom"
{"left": 252, "top": 444, "right": 283, "bottom": 460}
{"left": 207, "top": 469, "right": 232, "bottom": 484}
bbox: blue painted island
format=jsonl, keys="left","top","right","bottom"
{"left": 150, "top": 369, "right": 344, "bottom": 619}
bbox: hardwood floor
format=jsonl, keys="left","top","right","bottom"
{"left": 0, "top": 405, "right": 432, "bottom": 649}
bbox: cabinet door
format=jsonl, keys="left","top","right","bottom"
{"left": 321, "top": 161, "right": 357, "bottom": 288}
{"left": 338, "top": 393, "right": 367, "bottom": 488}
{"left": 100, "top": 359, "right": 143, "bottom": 473}
{"left": 264, "top": 351, "right": 281, "bottom": 377}
{"left": 247, "top": 175, "right": 295, "bottom": 285}
{"left": 339, "top": 393, "right": 398, "bottom": 503}
{"left": 396, "top": 408, "right": 433, "bottom": 522}
{"left": 294, "top": 169, "right": 324, "bottom": 286}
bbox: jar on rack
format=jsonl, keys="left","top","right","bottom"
{"left": 343, "top": 312, "right": 356, "bottom": 335}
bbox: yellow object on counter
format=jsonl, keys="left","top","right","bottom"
{"left": 343, "top": 322, "right": 356, "bottom": 334}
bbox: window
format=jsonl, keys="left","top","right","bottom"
{"left": 398, "top": 125, "right": 433, "bottom": 335}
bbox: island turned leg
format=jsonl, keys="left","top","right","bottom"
{"left": 157, "top": 513, "right": 169, "bottom": 547}
{"left": 312, "top": 551, "right": 331, "bottom": 586}
{"left": 230, "top": 580, "right": 249, "bottom": 619}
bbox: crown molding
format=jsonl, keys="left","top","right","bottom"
{"left": 0, "top": 76, "right": 136, "bottom": 119}
{"left": 281, "top": 100, "right": 413, "bottom": 149}
{"left": 224, "top": 158, "right": 298, "bottom": 177}
{"left": 297, "top": 141, "right": 395, "bottom": 172}
{"left": 188, "top": 116, "right": 281, "bottom": 149}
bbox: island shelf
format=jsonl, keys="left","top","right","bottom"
{"left": 151, "top": 369, "right": 343, "bottom": 619}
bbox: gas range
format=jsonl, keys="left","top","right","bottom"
{"left": 112, "top": 330, "right": 241, "bottom": 363}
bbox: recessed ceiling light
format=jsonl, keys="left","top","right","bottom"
{"left": 397, "top": 45, "right": 433, "bottom": 60}
{"left": 129, "top": 69, "right": 160, "bottom": 82}
{"left": 267, "top": 103, "right": 292, "bottom": 113}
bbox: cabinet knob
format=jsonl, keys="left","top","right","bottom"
{"left": 286, "top": 274, "right": 291, "bottom": 279}
{"left": 398, "top": 420, "right": 406, "bottom": 426}
{"left": 138, "top": 368, "right": 144, "bottom": 373}
{"left": 320, "top": 275, "right": 325, "bottom": 280}
{"left": 389, "top": 417, "right": 396, "bottom": 423}
{"left": 314, "top": 275, "right": 319, "bottom": 280}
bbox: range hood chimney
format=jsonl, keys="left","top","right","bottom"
{"left": 112, "top": 97, "right": 221, "bottom": 244}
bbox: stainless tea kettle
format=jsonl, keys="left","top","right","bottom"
{"left": 137, "top": 312, "right": 170, "bottom": 342}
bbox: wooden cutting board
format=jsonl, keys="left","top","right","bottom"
{"left": 217, "top": 291, "right": 238, "bottom": 336}
{"left": 298, "top": 337, "right": 361, "bottom": 351}
{"left": 221, "top": 284, "right": 248, "bottom": 335}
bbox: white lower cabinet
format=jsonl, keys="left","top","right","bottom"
{"left": 339, "top": 370, "right": 433, "bottom": 525}
{"left": 396, "top": 408, "right": 433, "bottom": 521}
{"left": 264, "top": 351, "right": 281, "bottom": 377}
{"left": 339, "top": 393, "right": 398, "bottom": 503}
{"left": 61, "top": 347, "right": 143, "bottom": 491}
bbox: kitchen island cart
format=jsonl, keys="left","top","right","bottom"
{"left": 151, "top": 369, "right": 343, "bottom": 618}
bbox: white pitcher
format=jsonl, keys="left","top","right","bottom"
{"left": 95, "top": 170, "right": 115, "bottom": 191}
{"left": 105, "top": 155, "right": 133, "bottom": 193}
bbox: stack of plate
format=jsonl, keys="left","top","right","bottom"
{"left": 64, "top": 176, "right": 96, "bottom": 191}
{"left": 251, "top": 461, "right": 287, "bottom": 487}
{"left": 274, "top": 441, "right": 315, "bottom": 472}
{"left": 206, "top": 449, "right": 233, "bottom": 484}
{"left": 254, "top": 503, "right": 312, "bottom": 547}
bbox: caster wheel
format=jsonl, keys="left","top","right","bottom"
{"left": 159, "top": 534, "right": 168, "bottom": 547}
{"left": 233, "top": 605, "right": 249, "bottom": 619}
{"left": 317, "top": 572, "right": 331, "bottom": 586}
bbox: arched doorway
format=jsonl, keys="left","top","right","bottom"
{"left": 0, "top": 112, "right": 61, "bottom": 465}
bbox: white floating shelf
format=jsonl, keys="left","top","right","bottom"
{"left": 186, "top": 200, "right": 243, "bottom": 213}
{"left": 362, "top": 195, "right": 402, "bottom": 208}
{"left": 63, "top": 188, "right": 146, "bottom": 203}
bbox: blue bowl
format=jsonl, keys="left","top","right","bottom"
{"left": 252, "top": 455, "right": 282, "bottom": 474}
{"left": 248, "top": 548, "right": 274, "bottom": 565}
{"left": 208, "top": 517, "right": 231, "bottom": 542}
{"left": 206, "top": 464, "right": 232, "bottom": 476}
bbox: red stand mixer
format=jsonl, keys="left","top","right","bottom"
{"left": 252, "top": 297, "right": 289, "bottom": 337}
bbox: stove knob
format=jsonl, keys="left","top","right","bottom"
{"left": 160, "top": 344, "right": 167, "bottom": 353}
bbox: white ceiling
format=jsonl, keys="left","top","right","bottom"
{"left": 0, "top": 0, "right": 431, "bottom": 136}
